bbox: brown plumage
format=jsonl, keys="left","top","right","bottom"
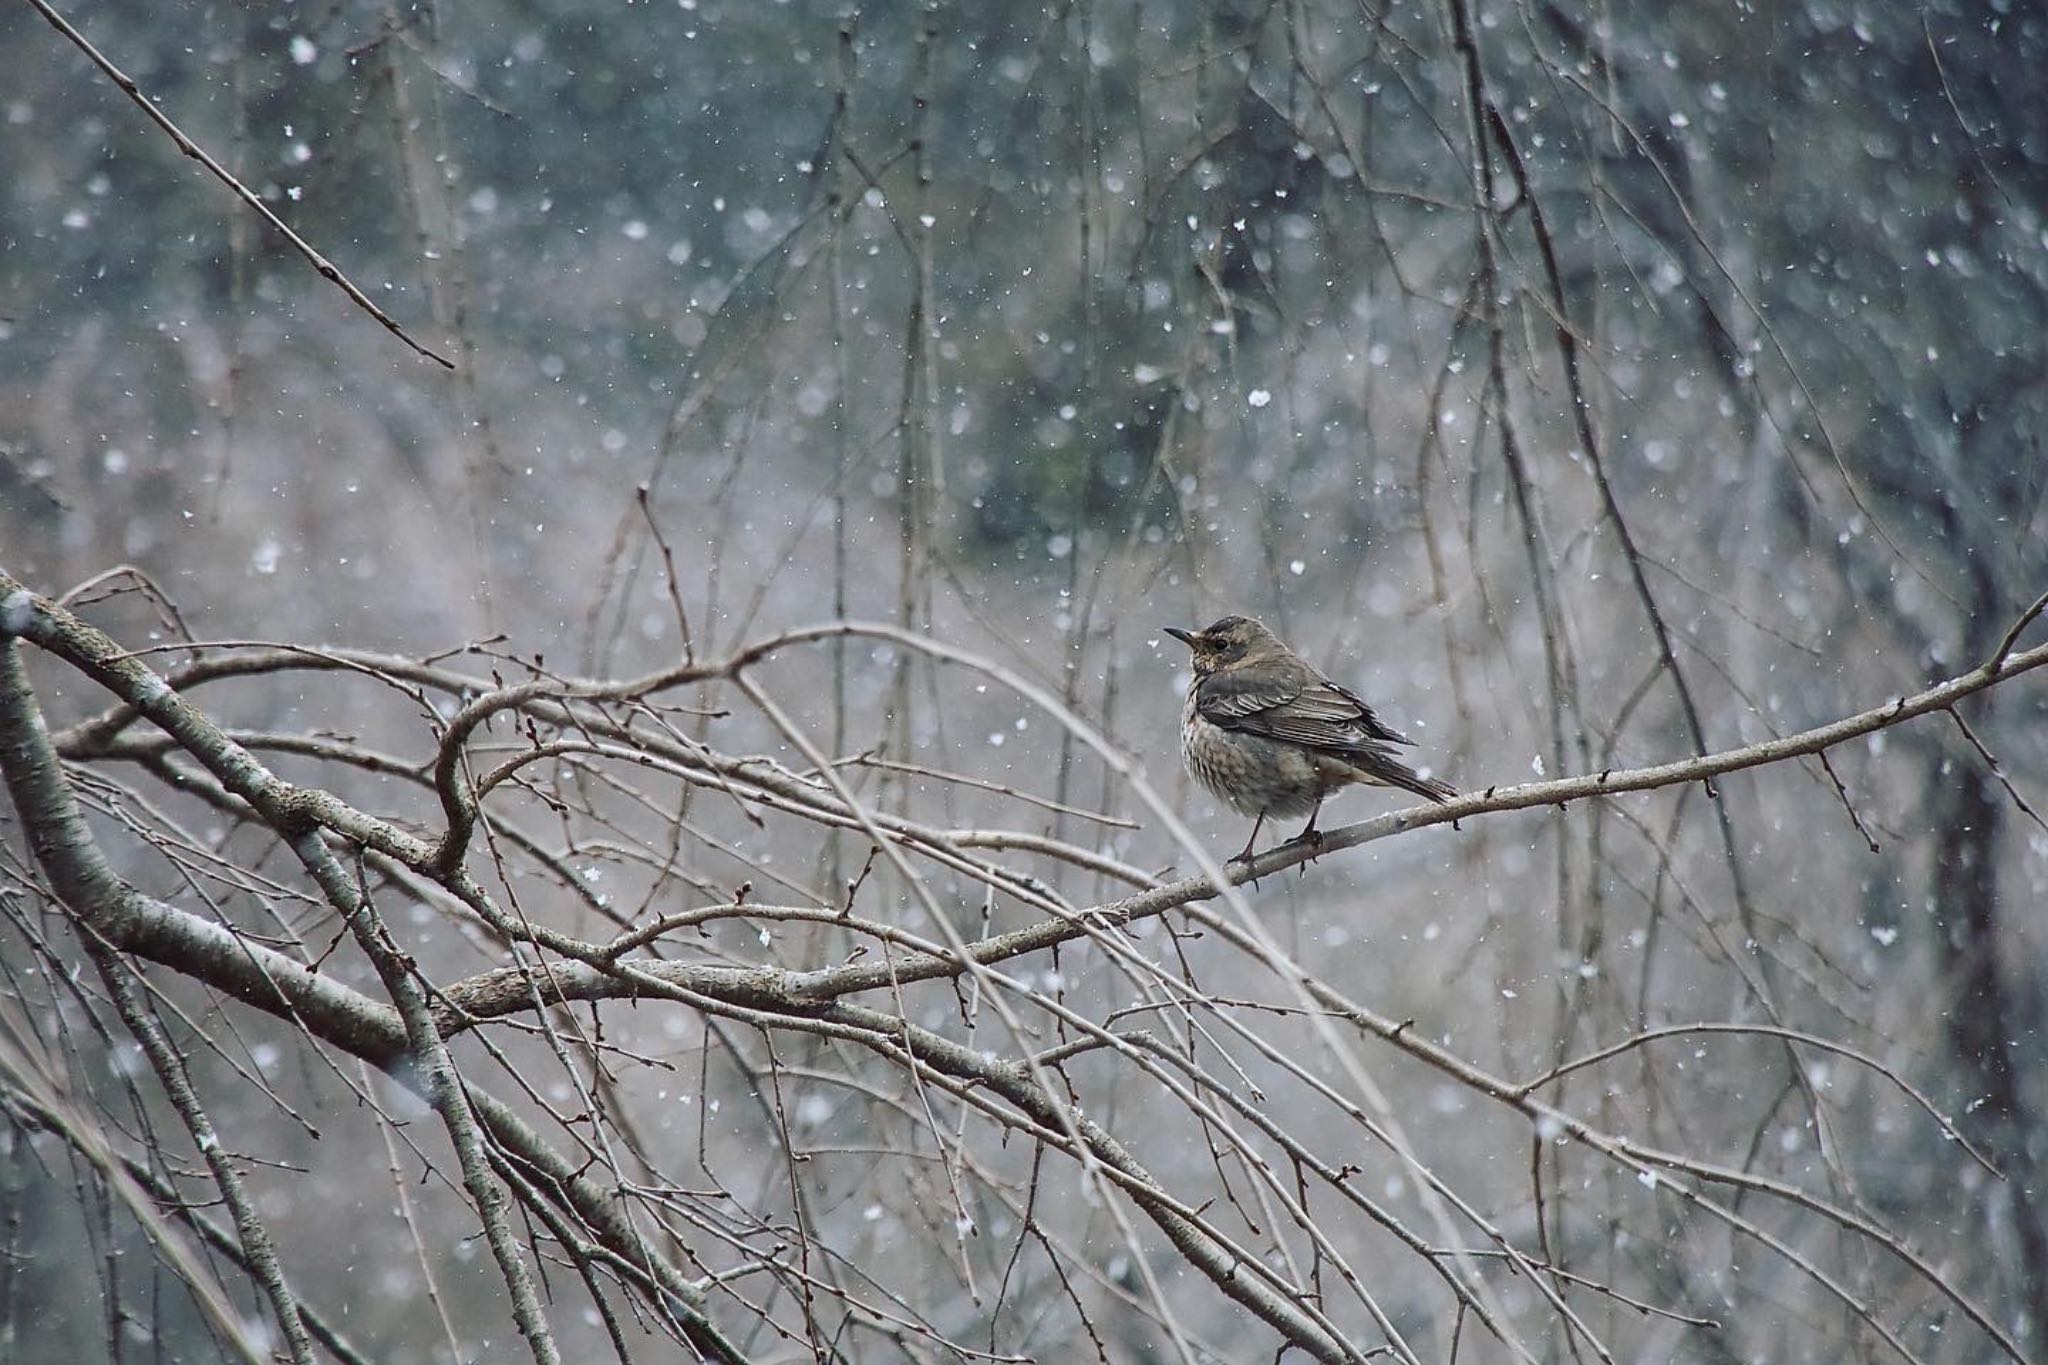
{"left": 1164, "top": 615, "right": 1453, "bottom": 860}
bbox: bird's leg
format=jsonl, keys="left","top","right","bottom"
{"left": 1231, "top": 812, "right": 1266, "bottom": 863}
{"left": 1290, "top": 803, "right": 1326, "bottom": 855}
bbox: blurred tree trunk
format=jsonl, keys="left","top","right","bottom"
{"left": 1934, "top": 606, "right": 2048, "bottom": 1341}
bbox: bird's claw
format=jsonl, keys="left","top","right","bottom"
{"left": 1225, "top": 848, "right": 1265, "bottom": 886}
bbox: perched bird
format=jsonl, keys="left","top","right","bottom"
{"left": 1165, "top": 615, "right": 1453, "bottom": 860}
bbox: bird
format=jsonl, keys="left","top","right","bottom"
{"left": 1164, "top": 615, "right": 1453, "bottom": 861}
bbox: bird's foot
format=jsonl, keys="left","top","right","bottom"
{"left": 1281, "top": 830, "right": 1321, "bottom": 879}
{"left": 1225, "top": 841, "right": 1267, "bottom": 886}
{"left": 1285, "top": 825, "right": 1326, "bottom": 858}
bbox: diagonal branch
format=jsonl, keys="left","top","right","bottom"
{"left": 20, "top": 0, "right": 455, "bottom": 369}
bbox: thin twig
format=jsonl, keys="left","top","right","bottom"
{"left": 21, "top": 0, "right": 454, "bottom": 368}
{"left": 1514, "top": 1021, "right": 2000, "bottom": 1178}
{"left": 1993, "top": 587, "right": 2048, "bottom": 668}
{"left": 1946, "top": 705, "right": 2048, "bottom": 834}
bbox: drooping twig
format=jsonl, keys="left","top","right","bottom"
{"left": 21, "top": 0, "right": 455, "bottom": 369}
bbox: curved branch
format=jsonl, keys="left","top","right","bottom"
{"left": 0, "top": 630, "right": 746, "bottom": 1364}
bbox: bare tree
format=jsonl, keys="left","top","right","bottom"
{"left": 3, "top": 566, "right": 2045, "bottom": 1363}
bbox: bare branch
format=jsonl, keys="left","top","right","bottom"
{"left": 19, "top": 0, "right": 455, "bottom": 368}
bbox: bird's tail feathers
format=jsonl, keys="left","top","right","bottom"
{"left": 1353, "top": 754, "right": 1455, "bottom": 803}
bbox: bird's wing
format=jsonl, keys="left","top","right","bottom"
{"left": 1199, "top": 667, "right": 1454, "bottom": 802}
{"left": 1314, "top": 679, "right": 1414, "bottom": 746}
{"left": 1196, "top": 671, "right": 1411, "bottom": 751}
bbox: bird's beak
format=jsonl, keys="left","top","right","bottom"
{"left": 1163, "top": 626, "right": 1197, "bottom": 647}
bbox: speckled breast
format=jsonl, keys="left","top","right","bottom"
{"left": 1180, "top": 687, "right": 1324, "bottom": 819}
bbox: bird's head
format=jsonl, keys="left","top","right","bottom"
{"left": 1163, "top": 615, "right": 1278, "bottom": 675}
